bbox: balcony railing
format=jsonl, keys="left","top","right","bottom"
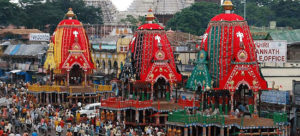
{"left": 177, "top": 98, "right": 200, "bottom": 108}
{"left": 168, "top": 110, "right": 225, "bottom": 125}
{"left": 28, "top": 84, "right": 112, "bottom": 93}
{"left": 100, "top": 97, "right": 200, "bottom": 109}
{"left": 101, "top": 97, "right": 153, "bottom": 109}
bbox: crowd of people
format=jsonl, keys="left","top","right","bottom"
{"left": 0, "top": 81, "right": 167, "bottom": 136}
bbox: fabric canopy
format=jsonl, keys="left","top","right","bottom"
{"left": 10, "top": 70, "right": 21, "bottom": 73}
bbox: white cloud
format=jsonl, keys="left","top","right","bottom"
{"left": 111, "top": 0, "right": 134, "bottom": 11}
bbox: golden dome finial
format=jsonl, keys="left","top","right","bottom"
{"left": 66, "top": 8, "right": 75, "bottom": 18}
{"left": 222, "top": 0, "right": 233, "bottom": 11}
{"left": 240, "top": 52, "right": 245, "bottom": 59}
{"left": 200, "top": 53, "right": 204, "bottom": 59}
{"left": 146, "top": 8, "right": 155, "bottom": 23}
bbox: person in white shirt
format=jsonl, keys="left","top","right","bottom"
{"left": 56, "top": 125, "right": 62, "bottom": 136}
{"left": 77, "top": 102, "right": 82, "bottom": 107}
{"left": 73, "top": 124, "right": 79, "bottom": 136}
{"left": 4, "top": 124, "right": 9, "bottom": 133}
{"left": 7, "top": 123, "right": 12, "bottom": 133}
{"left": 25, "top": 118, "right": 32, "bottom": 131}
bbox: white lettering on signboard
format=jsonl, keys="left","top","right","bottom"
{"left": 254, "top": 40, "right": 287, "bottom": 63}
{"left": 29, "top": 33, "right": 50, "bottom": 41}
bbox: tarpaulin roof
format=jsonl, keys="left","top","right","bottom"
{"left": 269, "top": 29, "right": 300, "bottom": 44}
{"left": 250, "top": 27, "right": 300, "bottom": 44}
{"left": 3, "top": 44, "right": 47, "bottom": 57}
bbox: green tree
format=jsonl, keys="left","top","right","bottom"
{"left": 166, "top": 2, "right": 221, "bottom": 36}
{"left": 233, "top": 0, "right": 300, "bottom": 28}
{"left": 120, "top": 15, "right": 139, "bottom": 26}
{"left": 270, "top": 0, "right": 300, "bottom": 28}
{"left": 53, "top": 0, "right": 102, "bottom": 24}
{"left": 120, "top": 15, "right": 153, "bottom": 32}
{"left": 0, "top": 0, "right": 26, "bottom": 26}
{"left": 23, "top": 0, "right": 102, "bottom": 32}
{"left": 244, "top": 2, "right": 275, "bottom": 26}
{"left": 0, "top": 0, "right": 103, "bottom": 33}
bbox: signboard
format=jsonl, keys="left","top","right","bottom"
{"left": 293, "top": 80, "right": 300, "bottom": 106}
{"left": 29, "top": 33, "right": 50, "bottom": 41}
{"left": 175, "top": 46, "right": 189, "bottom": 52}
{"left": 261, "top": 90, "right": 290, "bottom": 105}
{"left": 183, "top": 65, "right": 194, "bottom": 72}
{"left": 254, "top": 40, "right": 287, "bottom": 63}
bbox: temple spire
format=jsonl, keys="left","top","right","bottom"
{"left": 146, "top": 8, "right": 155, "bottom": 24}
{"left": 66, "top": 8, "right": 75, "bottom": 19}
{"left": 222, "top": 0, "right": 233, "bottom": 14}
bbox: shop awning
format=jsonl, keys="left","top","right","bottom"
{"left": 9, "top": 69, "right": 22, "bottom": 73}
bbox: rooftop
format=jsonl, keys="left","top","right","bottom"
{"left": 166, "top": 30, "right": 201, "bottom": 46}
{"left": 3, "top": 44, "right": 48, "bottom": 57}
{"left": 0, "top": 29, "right": 43, "bottom": 35}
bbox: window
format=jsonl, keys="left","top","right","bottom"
{"left": 120, "top": 46, "right": 127, "bottom": 52}
{"left": 88, "top": 106, "right": 94, "bottom": 110}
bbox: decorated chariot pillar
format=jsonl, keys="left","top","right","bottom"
{"left": 69, "top": 95, "right": 72, "bottom": 103}
{"left": 121, "top": 81, "right": 125, "bottom": 99}
{"left": 67, "top": 70, "right": 70, "bottom": 86}
{"left": 203, "top": 127, "right": 207, "bottom": 136}
{"left": 211, "top": 94, "right": 215, "bottom": 110}
{"left": 50, "top": 93, "right": 53, "bottom": 103}
{"left": 143, "top": 110, "right": 146, "bottom": 123}
{"left": 117, "top": 110, "right": 121, "bottom": 122}
{"left": 230, "top": 90, "right": 234, "bottom": 114}
{"left": 123, "top": 110, "right": 126, "bottom": 123}
{"left": 151, "top": 82, "right": 154, "bottom": 101}
{"left": 46, "top": 93, "right": 49, "bottom": 103}
{"left": 135, "top": 110, "right": 139, "bottom": 123}
{"left": 220, "top": 127, "right": 224, "bottom": 136}
{"left": 225, "top": 95, "right": 229, "bottom": 115}
{"left": 146, "top": 87, "right": 150, "bottom": 100}
{"left": 252, "top": 80, "right": 259, "bottom": 117}
{"left": 219, "top": 96, "right": 223, "bottom": 114}
{"left": 207, "top": 93, "right": 211, "bottom": 109}
{"left": 132, "top": 86, "right": 135, "bottom": 99}
{"left": 253, "top": 89, "right": 259, "bottom": 117}
{"left": 229, "top": 81, "right": 235, "bottom": 114}
{"left": 84, "top": 70, "right": 87, "bottom": 86}
{"left": 89, "top": 94, "right": 92, "bottom": 103}
{"left": 201, "top": 85, "right": 208, "bottom": 111}
{"left": 57, "top": 94, "right": 61, "bottom": 104}
{"left": 169, "top": 82, "right": 173, "bottom": 101}
{"left": 184, "top": 127, "right": 188, "bottom": 136}
{"left": 38, "top": 93, "right": 41, "bottom": 103}
{"left": 141, "top": 88, "right": 145, "bottom": 101}
{"left": 155, "top": 114, "right": 160, "bottom": 124}
{"left": 62, "top": 93, "right": 64, "bottom": 103}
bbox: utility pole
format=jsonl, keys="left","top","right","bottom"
{"left": 241, "top": 0, "right": 247, "bottom": 20}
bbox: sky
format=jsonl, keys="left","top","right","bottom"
{"left": 111, "top": 0, "right": 134, "bottom": 11}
